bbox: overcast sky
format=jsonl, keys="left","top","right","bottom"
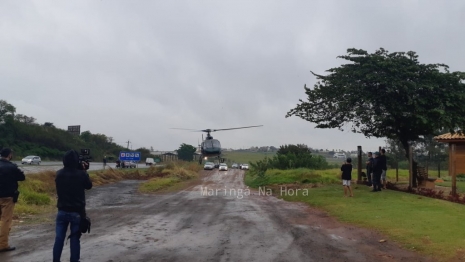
{"left": 1, "top": 0, "right": 464, "bottom": 152}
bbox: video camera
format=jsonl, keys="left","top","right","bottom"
{"left": 78, "top": 149, "right": 92, "bottom": 170}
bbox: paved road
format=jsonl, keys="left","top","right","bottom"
{"left": 1, "top": 169, "right": 431, "bottom": 261}
{"left": 13, "top": 161, "right": 150, "bottom": 174}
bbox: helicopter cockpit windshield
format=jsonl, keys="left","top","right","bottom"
{"left": 204, "top": 139, "right": 221, "bottom": 149}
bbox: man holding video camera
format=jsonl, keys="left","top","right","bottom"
{"left": 53, "top": 150, "right": 92, "bottom": 262}
{"left": 0, "top": 148, "right": 25, "bottom": 252}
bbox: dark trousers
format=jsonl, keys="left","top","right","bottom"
{"left": 53, "top": 210, "right": 81, "bottom": 262}
{"left": 366, "top": 170, "right": 372, "bottom": 186}
{"left": 372, "top": 172, "right": 382, "bottom": 191}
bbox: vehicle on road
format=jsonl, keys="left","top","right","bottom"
{"left": 204, "top": 162, "right": 214, "bottom": 170}
{"left": 333, "top": 153, "right": 346, "bottom": 159}
{"left": 219, "top": 163, "right": 228, "bottom": 171}
{"left": 241, "top": 164, "right": 249, "bottom": 170}
{"left": 145, "top": 158, "right": 155, "bottom": 166}
{"left": 22, "top": 156, "right": 41, "bottom": 165}
{"left": 123, "top": 161, "right": 137, "bottom": 168}
{"left": 231, "top": 163, "right": 238, "bottom": 168}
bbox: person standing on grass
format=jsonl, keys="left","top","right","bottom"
{"left": 341, "top": 158, "right": 353, "bottom": 197}
{"left": 366, "top": 152, "right": 374, "bottom": 187}
{"left": 372, "top": 152, "right": 382, "bottom": 192}
{"left": 0, "top": 148, "right": 25, "bottom": 253}
{"left": 53, "top": 150, "right": 92, "bottom": 262}
{"left": 380, "top": 149, "right": 387, "bottom": 189}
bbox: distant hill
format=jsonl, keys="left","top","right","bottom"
{"left": 0, "top": 100, "right": 152, "bottom": 161}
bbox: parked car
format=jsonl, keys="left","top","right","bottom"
{"left": 124, "top": 161, "right": 136, "bottom": 168}
{"left": 214, "top": 163, "right": 219, "bottom": 168}
{"left": 22, "top": 155, "right": 41, "bottom": 165}
{"left": 204, "top": 162, "right": 214, "bottom": 170}
{"left": 333, "top": 153, "right": 346, "bottom": 159}
{"left": 231, "top": 163, "right": 238, "bottom": 168}
{"left": 219, "top": 163, "right": 228, "bottom": 171}
{"left": 241, "top": 164, "right": 249, "bottom": 170}
{"left": 146, "top": 158, "right": 155, "bottom": 166}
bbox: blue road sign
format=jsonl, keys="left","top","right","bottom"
{"left": 119, "top": 151, "right": 141, "bottom": 161}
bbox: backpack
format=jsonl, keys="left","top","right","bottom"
{"left": 80, "top": 214, "right": 91, "bottom": 234}
{"left": 67, "top": 213, "right": 91, "bottom": 243}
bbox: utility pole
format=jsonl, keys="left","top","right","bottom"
{"left": 126, "top": 140, "right": 130, "bottom": 149}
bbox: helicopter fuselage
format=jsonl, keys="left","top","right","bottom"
{"left": 201, "top": 138, "right": 221, "bottom": 156}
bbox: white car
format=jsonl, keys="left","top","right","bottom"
{"left": 204, "top": 162, "right": 214, "bottom": 170}
{"left": 123, "top": 161, "right": 137, "bottom": 168}
{"left": 333, "top": 153, "right": 346, "bottom": 159}
{"left": 22, "top": 156, "right": 41, "bottom": 165}
{"left": 145, "top": 158, "right": 155, "bottom": 166}
{"left": 219, "top": 163, "right": 228, "bottom": 171}
{"left": 241, "top": 164, "right": 249, "bottom": 170}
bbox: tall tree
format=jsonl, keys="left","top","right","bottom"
{"left": 0, "top": 100, "right": 16, "bottom": 124}
{"left": 176, "top": 143, "right": 197, "bottom": 161}
{"left": 286, "top": 48, "right": 465, "bottom": 187}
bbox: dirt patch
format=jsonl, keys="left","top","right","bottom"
{"left": 2, "top": 169, "right": 433, "bottom": 262}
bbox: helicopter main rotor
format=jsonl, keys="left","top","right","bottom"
{"left": 171, "top": 125, "right": 263, "bottom": 140}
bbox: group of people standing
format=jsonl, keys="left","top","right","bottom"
{"left": 340, "top": 149, "right": 388, "bottom": 197}
{"left": 0, "top": 148, "right": 92, "bottom": 262}
{"left": 366, "top": 149, "right": 387, "bottom": 192}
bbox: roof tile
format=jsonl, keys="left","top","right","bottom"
{"left": 434, "top": 132, "right": 465, "bottom": 140}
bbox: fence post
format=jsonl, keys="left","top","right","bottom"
{"left": 357, "top": 146, "right": 362, "bottom": 184}
{"left": 408, "top": 145, "right": 413, "bottom": 190}
{"left": 451, "top": 144, "right": 457, "bottom": 195}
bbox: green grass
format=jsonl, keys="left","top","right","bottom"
{"left": 222, "top": 151, "right": 275, "bottom": 164}
{"left": 281, "top": 185, "right": 465, "bottom": 261}
{"left": 244, "top": 168, "right": 465, "bottom": 261}
{"left": 13, "top": 161, "right": 201, "bottom": 220}
{"left": 245, "top": 168, "right": 340, "bottom": 187}
{"left": 139, "top": 177, "right": 182, "bottom": 192}
{"left": 138, "top": 162, "right": 201, "bottom": 193}
{"left": 435, "top": 181, "right": 465, "bottom": 193}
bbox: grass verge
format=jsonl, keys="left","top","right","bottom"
{"left": 245, "top": 168, "right": 465, "bottom": 261}
{"left": 14, "top": 161, "right": 201, "bottom": 222}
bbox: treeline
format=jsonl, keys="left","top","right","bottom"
{"left": 0, "top": 100, "right": 153, "bottom": 161}
{"left": 250, "top": 144, "right": 330, "bottom": 175}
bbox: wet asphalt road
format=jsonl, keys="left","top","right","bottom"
{"left": 13, "top": 161, "right": 149, "bottom": 174}
{"left": 1, "top": 169, "right": 430, "bottom": 262}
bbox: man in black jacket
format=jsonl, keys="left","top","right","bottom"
{"left": 380, "top": 149, "right": 388, "bottom": 189}
{"left": 372, "top": 152, "right": 383, "bottom": 192}
{"left": 53, "top": 150, "right": 92, "bottom": 262}
{"left": 0, "top": 148, "right": 25, "bottom": 252}
{"left": 366, "top": 152, "right": 374, "bottom": 187}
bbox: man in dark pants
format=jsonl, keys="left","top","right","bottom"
{"left": 380, "top": 149, "right": 388, "bottom": 189}
{"left": 0, "top": 148, "right": 25, "bottom": 252}
{"left": 366, "top": 152, "right": 374, "bottom": 187}
{"left": 53, "top": 150, "right": 92, "bottom": 262}
{"left": 103, "top": 156, "right": 107, "bottom": 169}
{"left": 371, "top": 152, "right": 383, "bottom": 192}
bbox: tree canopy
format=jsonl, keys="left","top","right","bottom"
{"left": 0, "top": 100, "right": 133, "bottom": 161}
{"left": 286, "top": 48, "right": 465, "bottom": 186}
{"left": 176, "top": 143, "right": 197, "bottom": 161}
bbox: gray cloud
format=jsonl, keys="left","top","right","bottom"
{"left": 1, "top": 0, "right": 464, "bottom": 151}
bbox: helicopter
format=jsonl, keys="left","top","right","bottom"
{"left": 171, "top": 125, "right": 263, "bottom": 164}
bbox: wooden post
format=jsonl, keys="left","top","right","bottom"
{"left": 408, "top": 145, "right": 413, "bottom": 190}
{"left": 357, "top": 146, "right": 362, "bottom": 183}
{"left": 451, "top": 143, "right": 457, "bottom": 195}
{"left": 396, "top": 155, "right": 399, "bottom": 182}
{"left": 438, "top": 162, "right": 441, "bottom": 178}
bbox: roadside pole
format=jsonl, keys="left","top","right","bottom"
{"left": 357, "top": 146, "right": 362, "bottom": 184}
{"left": 408, "top": 145, "right": 413, "bottom": 191}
